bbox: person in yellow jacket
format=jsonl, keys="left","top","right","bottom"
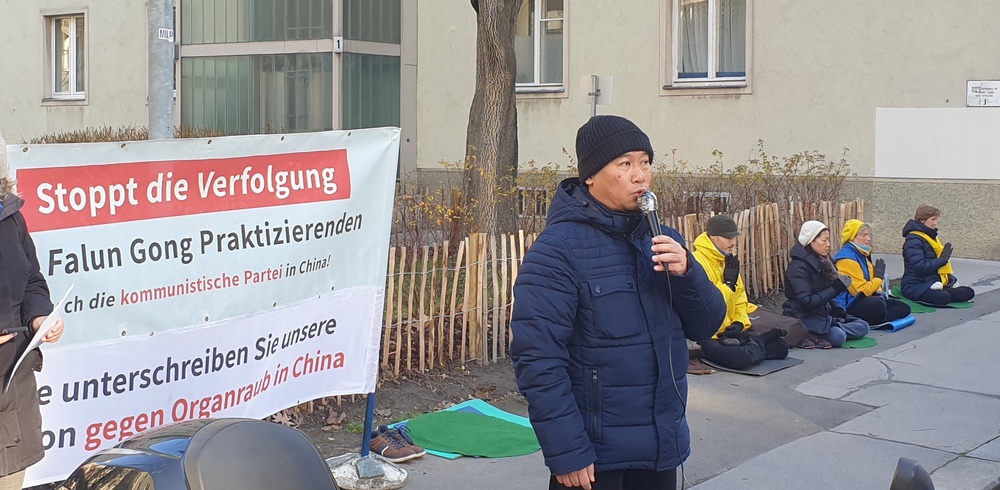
{"left": 834, "top": 220, "right": 911, "bottom": 324}
{"left": 691, "top": 215, "right": 790, "bottom": 369}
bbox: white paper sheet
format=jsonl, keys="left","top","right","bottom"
{"left": 4, "top": 284, "right": 74, "bottom": 392}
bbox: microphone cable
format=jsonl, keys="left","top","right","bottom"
{"left": 662, "top": 237, "right": 689, "bottom": 490}
{"left": 640, "top": 191, "right": 688, "bottom": 489}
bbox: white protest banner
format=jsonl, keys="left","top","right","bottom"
{"left": 8, "top": 129, "right": 399, "bottom": 485}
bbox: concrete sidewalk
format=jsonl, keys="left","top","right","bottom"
{"left": 384, "top": 255, "right": 1000, "bottom": 490}
{"left": 693, "top": 320, "right": 1000, "bottom": 488}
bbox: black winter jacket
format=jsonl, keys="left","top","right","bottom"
{"left": 782, "top": 243, "right": 847, "bottom": 334}
{"left": 900, "top": 219, "right": 949, "bottom": 300}
{"left": 0, "top": 194, "right": 53, "bottom": 477}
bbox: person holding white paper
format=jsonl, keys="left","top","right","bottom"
{"left": 0, "top": 131, "right": 64, "bottom": 489}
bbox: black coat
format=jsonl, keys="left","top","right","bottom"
{"left": 782, "top": 243, "right": 846, "bottom": 334}
{"left": 0, "top": 194, "right": 53, "bottom": 477}
{"left": 900, "top": 219, "right": 948, "bottom": 300}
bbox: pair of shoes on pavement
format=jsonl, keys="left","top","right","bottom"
{"left": 370, "top": 425, "right": 426, "bottom": 463}
{"left": 688, "top": 358, "right": 714, "bottom": 375}
{"left": 797, "top": 332, "right": 832, "bottom": 350}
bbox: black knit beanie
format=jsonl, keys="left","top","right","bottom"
{"left": 575, "top": 115, "right": 654, "bottom": 182}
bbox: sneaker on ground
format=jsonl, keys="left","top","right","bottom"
{"left": 808, "top": 333, "right": 832, "bottom": 349}
{"left": 796, "top": 335, "right": 816, "bottom": 349}
{"left": 383, "top": 425, "right": 426, "bottom": 458}
{"left": 370, "top": 427, "right": 422, "bottom": 463}
{"left": 687, "top": 358, "right": 713, "bottom": 375}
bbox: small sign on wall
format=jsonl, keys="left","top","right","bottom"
{"left": 967, "top": 80, "right": 1000, "bottom": 107}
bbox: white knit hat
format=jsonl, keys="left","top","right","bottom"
{"left": 798, "top": 220, "right": 828, "bottom": 247}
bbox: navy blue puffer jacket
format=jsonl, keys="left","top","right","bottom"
{"left": 510, "top": 179, "right": 725, "bottom": 476}
{"left": 901, "top": 219, "right": 949, "bottom": 300}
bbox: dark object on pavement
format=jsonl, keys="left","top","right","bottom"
{"left": 58, "top": 418, "right": 339, "bottom": 490}
{"left": 749, "top": 309, "right": 809, "bottom": 348}
{"left": 700, "top": 356, "right": 804, "bottom": 377}
{"left": 890, "top": 457, "right": 935, "bottom": 490}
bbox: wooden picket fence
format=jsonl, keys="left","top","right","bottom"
{"left": 380, "top": 199, "right": 864, "bottom": 375}
{"left": 665, "top": 198, "right": 865, "bottom": 298}
{"left": 381, "top": 232, "right": 537, "bottom": 376}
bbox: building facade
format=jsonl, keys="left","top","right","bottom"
{"left": 417, "top": 0, "right": 1000, "bottom": 259}
{"left": 0, "top": 1, "right": 150, "bottom": 137}
{"left": 0, "top": 0, "right": 415, "bottom": 167}
{"left": 5, "top": 1, "right": 1000, "bottom": 257}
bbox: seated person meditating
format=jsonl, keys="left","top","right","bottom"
{"left": 901, "top": 205, "right": 975, "bottom": 306}
{"left": 692, "top": 215, "right": 788, "bottom": 370}
{"left": 834, "top": 219, "right": 911, "bottom": 324}
{"left": 783, "top": 220, "right": 870, "bottom": 349}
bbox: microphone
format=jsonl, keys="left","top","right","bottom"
{"left": 637, "top": 191, "right": 661, "bottom": 236}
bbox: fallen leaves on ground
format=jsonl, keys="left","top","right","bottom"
{"left": 322, "top": 410, "right": 349, "bottom": 431}
{"left": 475, "top": 384, "right": 497, "bottom": 399}
{"left": 433, "top": 400, "right": 455, "bottom": 411}
{"left": 269, "top": 409, "right": 301, "bottom": 427}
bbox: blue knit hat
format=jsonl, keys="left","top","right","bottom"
{"left": 575, "top": 115, "right": 654, "bottom": 182}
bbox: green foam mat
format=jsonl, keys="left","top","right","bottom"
{"left": 890, "top": 287, "right": 937, "bottom": 313}
{"left": 391, "top": 398, "right": 534, "bottom": 459}
{"left": 891, "top": 286, "right": 973, "bottom": 310}
{"left": 842, "top": 336, "right": 877, "bottom": 348}
{"left": 930, "top": 300, "right": 974, "bottom": 309}
{"left": 405, "top": 410, "right": 540, "bottom": 458}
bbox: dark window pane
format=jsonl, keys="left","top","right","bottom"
{"left": 180, "top": 53, "right": 331, "bottom": 134}
{"left": 182, "top": 0, "right": 331, "bottom": 43}
{"left": 75, "top": 17, "right": 86, "bottom": 92}
{"left": 342, "top": 53, "right": 399, "bottom": 130}
{"left": 344, "top": 0, "right": 399, "bottom": 42}
{"left": 717, "top": 0, "right": 746, "bottom": 76}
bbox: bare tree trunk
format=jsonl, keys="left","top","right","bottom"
{"left": 465, "top": 0, "right": 521, "bottom": 235}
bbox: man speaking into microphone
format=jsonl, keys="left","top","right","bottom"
{"left": 511, "top": 115, "right": 725, "bottom": 490}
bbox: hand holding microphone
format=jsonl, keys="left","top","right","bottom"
{"left": 638, "top": 191, "right": 688, "bottom": 275}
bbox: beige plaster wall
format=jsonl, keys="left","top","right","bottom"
{"left": 865, "top": 180, "right": 1000, "bottom": 260}
{"left": 0, "top": 1, "right": 149, "bottom": 141}
{"left": 416, "top": 1, "right": 1000, "bottom": 176}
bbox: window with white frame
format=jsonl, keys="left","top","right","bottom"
{"left": 47, "top": 14, "right": 86, "bottom": 99}
{"left": 515, "top": 0, "right": 564, "bottom": 87}
{"left": 518, "top": 186, "right": 550, "bottom": 218}
{"left": 672, "top": 0, "right": 746, "bottom": 82}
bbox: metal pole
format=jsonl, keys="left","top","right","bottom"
{"left": 148, "top": 0, "right": 175, "bottom": 139}
{"left": 355, "top": 391, "right": 385, "bottom": 478}
{"left": 588, "top": 75, "right": 601, "bottom": 118}
{"left": 359, "top": 392, "right": 377, "bottom": 457}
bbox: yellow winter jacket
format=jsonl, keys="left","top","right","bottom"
{"left": 692, "top": 232, "right": 756, "bottom": 339}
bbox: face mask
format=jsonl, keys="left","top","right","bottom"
{"left": 715, "top": 245, "right": 736, "bottom": 255}
{"left": 853, "top": 241, "right": 871, "bottom": 254}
